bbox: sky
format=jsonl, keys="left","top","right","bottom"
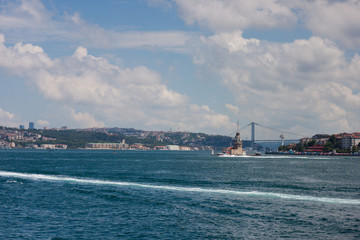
{"left": 0, "top": 0, "right": 360, "bottom": 140}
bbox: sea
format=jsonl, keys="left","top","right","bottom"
{"left": 0, "top": 150, "right": 359, "bottom": 240}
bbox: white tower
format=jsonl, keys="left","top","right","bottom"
{"left": 280, "top": 133, "right": 285, "bottom": 146}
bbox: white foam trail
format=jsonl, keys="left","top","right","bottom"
{"left": 1, "top": 170, "right": 359, "bottom": 205}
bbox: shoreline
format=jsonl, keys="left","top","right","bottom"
{"left": 266, "top": 152, "right": 360, "bottom": 156}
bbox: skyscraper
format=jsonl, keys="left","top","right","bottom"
{"left": 29, "top": 122, "right": 35, "bottom": 130}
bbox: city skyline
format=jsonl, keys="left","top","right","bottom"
{"left": 0, "top": 0, "right": 360, "bottom": 139}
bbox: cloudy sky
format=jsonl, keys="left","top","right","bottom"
{"left": 0, "top": 0, "right": 359, "bottom": 139}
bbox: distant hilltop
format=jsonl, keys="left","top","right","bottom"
{"left": 0, "top": 126, "right": 235, "bottom": 150}
{"left": 2, "top": 125, "right": 358, "bottom": 153}
{"left": 278, "top": 133, "right": 360, "bottom": 154}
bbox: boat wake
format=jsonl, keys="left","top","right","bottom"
{"left": 1, "top": 170, "right": 359, "bottom": 205}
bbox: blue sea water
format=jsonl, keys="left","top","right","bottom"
{"left": 0, "top": 150, "right": 359, "bottom": 240}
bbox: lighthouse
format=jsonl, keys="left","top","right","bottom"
{"left": 229, "top": 132, "right": 246, "bottom": 155}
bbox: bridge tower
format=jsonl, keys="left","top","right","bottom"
{"left": 251, "top": 122, "right": 255, "bottom": 150}
{"left": 280, "top": 133, "right": 285, "bottom": 146}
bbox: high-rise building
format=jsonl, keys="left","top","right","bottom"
{"left": 29, "top": 122, "right": 35, "bottom": 130}
{"left": 19, "top": 125, "right": 24, "bottom": 130}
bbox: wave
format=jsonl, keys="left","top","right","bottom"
{"left": 1, "top": 170, "right": 359, "bottom": 205}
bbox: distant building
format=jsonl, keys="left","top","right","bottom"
{"left": 166, "top": 145, "right": 180, "bottom": 150}
{"left": 40, "top": 144, "right": 56, "bottom": 149}
{"left": 19, "top": 125, "right": 24, "bottom": 130}
{"left": 39, "top": 144, "right": 67, "bottom": 149}
{"left": 179, "top": 146, "right": 191, "bottom": 151}
{"left": 306, "top": 145, "right": 324, "bottom": 152}
{"left": 341, "top": 136, "right": 360, "bottom": 150}
{"left": 29, "top": 122, "right": 35, "bottom": 130}
{"left": 86, "top": 140, "right": 128, "bottom": 150}
{"left": 130, "top": 144, "right": 150, "bottom": 150}
{"left": 300, "top": 138, "right": 312, "bottom": 144}
{"left": 312, "top": 134, "right": 330, "bottom": 145}
{"left": 154, "top": 146, "right": 167, "bottom": 150}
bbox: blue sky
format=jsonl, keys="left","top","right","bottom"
{"left": 0, "top": 0, "right": 360, "bottom": 139}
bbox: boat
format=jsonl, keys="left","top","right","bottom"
{"left": 218, "top": 152, "right": 247, "bottom": 157}
{"left": 253, "top": 152, "right": 262, "bottom": 156}
{"left": 249, "top": 152, "right": 262, "bottom": 156}
{"left": 216, "top": 151, "right": 262, "bottom": 157}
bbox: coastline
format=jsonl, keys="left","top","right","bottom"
{"left": 266, "top": 151, "right": 360, "bottom": 156}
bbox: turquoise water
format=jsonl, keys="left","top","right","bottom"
{"left": 0, "top": 150, "right": 359, "bottom": 239}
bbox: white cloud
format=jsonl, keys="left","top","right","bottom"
{"left": 175, "top": 0, "right": 297, "bottom": 32}
{"left": 207, "top": 31, "right": 259, "bottom": 53}
{"left": 173, "top": 0, "right": 360, "bottom": 50}
{"left": 225, "top": 103, "right": 239, "bottom": 115}
{"left": 37, "top": 119, "right": 49, "bottom": 126}
{"left": 77, "top": 29, "right": 195, "bottom": 50}
{"left": 0, "top": 36, "right": 233, "bottom": 133}
{"left": 0, "top": 108, "right": 16, "bottom": 127}
{"left": 0, "top": 0, "right": 51, "bottom": 29}
{"left": 2, "top": 0, "right": 360, "bottom": 51}
{"left": 194, "top": 32, "right": 360, "bottom": 136}
{"left": 0, "top": 35, "right": 53, "bottom": 75}
{"left": 71, "top": 110, "right": 105, "bottom": 128}
{"left": 0, "top": 0, "right": 194, "bottom": 50}
{"left": 1, "top": 0, "right": 359, "bottom": 136}
{"left": 173, "top": 0, "right": 360, "bottom": 135}
{"left": 301, "top": 0, "right": 360, "bottom": 49}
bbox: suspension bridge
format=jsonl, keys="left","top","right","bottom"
{"left": 236, "top": 122, "right": 306, "bottom": 150}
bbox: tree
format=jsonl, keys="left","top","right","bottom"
{"left": 323, "top": 142, "right": 334, "bottom": 152}
{"left": 352, "top": 145, "right": 359, "bottom": 153}
{"left": 326, "top": 135, "right": 341, "bottom": 150}
{"left": 295, "top": 143, "right": 304, "bottom": 152}
{"left": 329, "top": 135, "right": 337, "bottom": 144}
{"left": 278, "top": 145, "right": 290, "bottom": 151}
{"left": 307, "top": 140, "right": 316, "bottom": 147}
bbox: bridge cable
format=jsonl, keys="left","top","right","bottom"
{"left": 254, "top": 123, "right": 306, "bottom": 138}
{"left": 227, "top": 123, "right": 251, "bottom": 136}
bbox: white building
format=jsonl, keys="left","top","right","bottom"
{"left": 40, "top": 144, "right": 56, "bottom": 149}
{"left": 179, "top": 146, "right": 191, "bottom": 151}
{"left": 86, "top": 140, "right": 128, "bottom": 150}
{"left": 166, "top": 145, "right": 180, "bottom": 150}
{"left": 40, "top": 144, "right": 67, "bottom": 149}
{"left": 341, "top": 136, "right": 360, "bottom": 150}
